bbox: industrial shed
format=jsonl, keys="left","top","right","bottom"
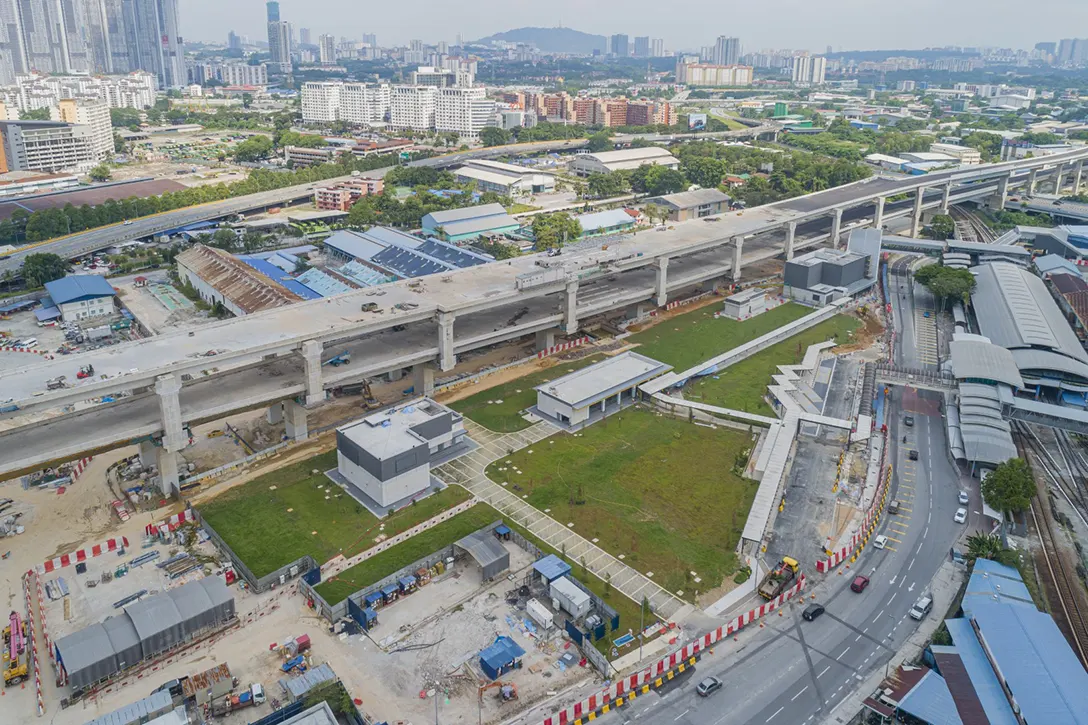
{"left": 55, "top": 577, "right": 235, "bottom": 690}
{"left": 453, "top": 529, "right": 510, "bottom": 580}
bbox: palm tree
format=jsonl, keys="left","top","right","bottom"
{"left": 965, "top": 533, "right": 1004, "bottom": 562}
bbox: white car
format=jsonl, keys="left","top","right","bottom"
{"left": 958, "top": 491, "right": 969, "bottom": 505}
{"left": 954, "top": 508, "right": 967, "bottom": 524}
{"left": 873, "top": 535, "right": 889, "bottom": 550}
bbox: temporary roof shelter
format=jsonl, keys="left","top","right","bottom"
{"left": 479, "top": 636, "right": 525, "bottom": 680}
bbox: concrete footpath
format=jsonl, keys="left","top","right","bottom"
{"left": 434, "top": 419, "right": 692, "bottom": 621}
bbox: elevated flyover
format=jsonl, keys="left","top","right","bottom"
{"left": 2, "top": 147, "right": 1087, "bottom": 490}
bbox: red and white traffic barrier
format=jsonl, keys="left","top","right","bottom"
{"left": 23, "top": 571, "right": 44, "bottom": 716}
{"left": 0, "top": 346, "right": 51, "bottom": 357}
{"left": 70, "top": 457, "right": 92, "bottom": 482}
{"left": 816, "top": 431, "right": 891, "bottom": 573}
{"left": 537, "top": 336, "right": 590, "bottom": 359}
{"left": 541, "top": 576, "right": 807, "bottom": 725}
{"left": 39, "top": 536, "right": 129, "bottom": 574}
{"left": 33, "top": 570, "right": 53, "bottom": 666}
{"left": 144, "top": 508, "right": 194, "bottom": 537}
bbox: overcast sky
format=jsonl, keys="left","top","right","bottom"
{"left": 181, "top": 0, "right": 1088, "bottom": 52}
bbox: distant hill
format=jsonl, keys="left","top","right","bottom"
{"left": 475, "top": 27, "right": 606, "bottom": 55}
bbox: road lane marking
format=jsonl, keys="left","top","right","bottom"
{"left": 856, "top": 634, "right": 863, "bottom": 642}
{"left": 888, "top": 593, "right": 897, "bottom": 604}
{"left": 917, "top": 541, "right": 924, "bottom": 554}
{"left": 839, "top": 647, "right": 850, "bottom": 658}
{"left": 818, "top": 665, "right": 831, "bottom": 678}
{"left": 792, "top": 686, "right": 809, "bottom": 701}
{"left": 923, "top": 526, "right": 929, "bottom": 537}
{"left": 873, "top": 609, "right": 885, "bottom": 622}
{"left": 885, "top": 546, "right": 898, "bottom": 551}
{"left": 908, "top": 557, "right": 915, "bottom": 571}
{"left": 767, "top": 706, "right": 784, "bottom": 722}
{"left": 886, "top": 536, "right": 903, "bottom": 543}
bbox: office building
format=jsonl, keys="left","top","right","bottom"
{"left": 651, "top": 38, "right": 664, "bottom": 57}
{"left": 298, "top": 27, "right": 310, "bottom": 46}
{"left": 791, "top": 55, "right": 826, "bottom": 85}
{"left": 0, "top": 119, "right": 98, "bottom": 172}
{"left": 265, "top": 0, "right": 278, "bottom": 21}
{"left": 713, "top": 36, "right": 740, "bottom": 66}
{"left": 227, "top": 30, "right": 242, "bottom": 50}
{"left": 633, "top": 36, "right": 650, "bottom": 58}
{"left": 675, "top": 62, "right": 753, "bottom": 87}
{"left": 300, "top": 81, "right": 390, "bottom": 124}
{"left": 1058, "top": 38, "right": 1087, "bottom": 66}
{"left": 128, "top": 0, "right": 186, "bottom": 88}
{"left": 267, "top": 19, "right": 292, "bottom": 73}
{"left": 410, "top": 65, "right": 472, "bottom": 88}
{"left": 51, "top": 98, "right": 111, "bottom": 159}
{"left": 610, "top": 33, "right": 628, "bottom": 57}
{"left": 435, "top": 86, "right": 494, "bottom": 141}
{"left": 318, "top": 33, "right": 335, "bottom": 64}
{"left": 390, "top": 85, "right": 436, "bottom": 133}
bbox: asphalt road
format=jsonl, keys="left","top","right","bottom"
{"left": 599, "top": 266, "right": 968, "bottom": 725}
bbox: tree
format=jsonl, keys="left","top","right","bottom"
{"left": 480, "top": 127, "right": 510, "bottom": 147}
{"left": 643, "top": 203, "right": 664, "bottom": 226}
{"left": 532, "top": 211, "right": 582, "bottom": 250}
{"left": 981, "top": 458, "right": 1036, "bottom": 514}
{"left": 641, "top": 165, "right": 687, "bottom": 196}
{"left": 233, "top": 135, "right": 274, "bottom": 162}
{"left": 682, "top": 156, "right": 728, "bottom": 188}
{"left": 21, "top": 107, "right": 50, "bottom": 121}
{"left": 965, "top": 533, "right": 1004, "bottom": 562}
{"left": 88, "top": 164, "right": 112, "bottom": 182}
{"left": 586, "top": 132, "right": 613, "bottom": 152}
{"left": 914, "top": 264, "right": 976, "bottom": 308}
{"left": 927, "top": 214, "right": 955, "bottom": 240}
{"left": 585, "top": 172, "right": 628, "bottom": 199}
{"left": 21, "top": 253, "right": 68, "bottom": 288}
{"left": 110, "top": 107, "right": 142, "bottom": 127}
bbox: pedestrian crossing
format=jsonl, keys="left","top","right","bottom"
{"left": 913, "top": 309, "right": 939, "bottom": 366}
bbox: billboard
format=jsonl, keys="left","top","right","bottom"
{"left": 688, "top": 113, "right": 708, "bottom": 130}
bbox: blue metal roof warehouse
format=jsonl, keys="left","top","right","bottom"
{"left": 43, "top": 275, "right": 115, "bottom": 305}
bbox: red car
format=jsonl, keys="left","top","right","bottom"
{"left": 850, "top": 575, "right": 870, "bottom": 593}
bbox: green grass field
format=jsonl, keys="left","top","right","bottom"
{"left": 449, "top": 354, "right": 608, "bottom": 432}
{"left": 687, "top": 315, "right": 861, "bottom": 415}
{"left": 626, "top": 301, "right": 811, "bottom": 371}
{"left": 313, "top": 503, "right": 502, "bottom": 604}
{"left": 486, "top": 408, "right": 757, "bottom": 596}
{"left": 198, "top": 451, "right": 471, "bottom": 578}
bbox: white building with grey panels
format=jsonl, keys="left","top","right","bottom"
{"left": 336, "top": 398, "right": 466, "bottom": 508}
{"left": 534, "top": 352, "right": 671, "bottom": 429}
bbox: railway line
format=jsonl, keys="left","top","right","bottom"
{"left": 1016, "top": 424, "right": 1088, "bottom": 667}
{"left": 949, "top": 207, "right": 997, "bottom": 243}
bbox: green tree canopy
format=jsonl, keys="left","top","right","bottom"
{"left": 480, "top": 127, "right": 511, "bottom": 147}
{"left": 914, "top": 264, "right": 976, "bottom": 308}
{"left": 88, "top": 164, "right": 112, "bottom": 182}
{"left": 586, "top": 132, "right": 613, "bottom": 152}
{"left": 980, "top": 458, "right": 1036, "bottom": 514}
{"left": 21, "top": 252, "right": 69, "bottom": 287}
{"left": 585, "top": 172, "right": 629, "bottom": 199}
{"left": 927, "top": 214, "right": 955, "bottom": 240}
{"left": 110, "top": 107, "right": 142, "bottom": 127}
{"left": 233, "top": 135, "right": 274, "bottom": 162}
{"left": 21, "top": 107, "right": 51, "bottom": 121}
{"left": 532, "top": 211, "right": 582, "bottom": 250}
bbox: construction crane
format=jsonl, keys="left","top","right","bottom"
{"left": 3, "top": 611, "right": 28, "bottom": 686}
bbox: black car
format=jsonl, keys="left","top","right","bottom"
{"left": 904, "top": 415, "right": 914, "bottom": 427}
{"left": 909, "top": 450, "right": 919, "bottom": 461}
{"left": 802, "top": 603, "right": 825, "bottom": 621}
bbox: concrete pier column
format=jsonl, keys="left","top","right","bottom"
{"left": 731, "top": 236, "right": 744, "bottom": 282}
{"left": 155, "top": 374, "right": 185, "bottom": 453}
{"left": 989, "top": 172, "right": 1010, "bottom": 210}
{"left": 437, "top": 310, "right": 456, "bottom": 372}
{"left": 1028, "top": 168, "right": 1038, "bottom": 196}
{"left": 784, "top": 221, "right": 797, "bottom": 260}
{"left": 535, "top": 329, "right": 556, "bottom": 352}
{"left": 284, "top": 399, "right": 309, "bottom": 442}
{"left": 830, "top": 208, "right": 843, "bottom": 248}
{"left": 940, "top": 180, "right": 952, "bottom": 215}
{"left": 654, "top": 257, "right": 669, "bottom": 307}
{"left": 139, "top": 439, "right": 157, "bottom": 468}
{"left": 266, "top": 402, "right": 283, "bottom": 425}
{"left": 873, "top": 196, "right": 885, "bottom": 230}
{"left": 300, "top": 340, "right": 324, "bottom": 406}
{"left": 412, "top": 363, "right": 435, "bottom": 397}
{"left": 563, "top": 281, "right": 579, "bottom": 335}
{"left": 910, "top": 187, "right": 925, "bottom": 237}
{"left": 156, "top": 447, "right": 179, "bottom": 496}
{"left": 1075, "top": 161, "right": 1084, "bottom": 195}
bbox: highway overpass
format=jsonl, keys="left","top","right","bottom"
{"left": 2, "top": 146, "right": 1086, "bottom": 490}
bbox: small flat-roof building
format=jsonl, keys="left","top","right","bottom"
{"left": 573, "top": 208, "right": 637, "bottom": 238}
{"left": 784, "top": 248, "right": 872, "bottom": 306}
{"left": 534, "top": 352, "right": 672, "bottom": 429}
{"left": 335, "top": 398, "right": 467, "bottom": 511}
{"left": 43, "top": 275, "right": 116, "bottom": 323}
{"left": 421, "top": 203, "right": 520, "bottom": 243}
{"left": 568, "top": 147, "right": 679, "bottom": 177}
{"left": 646, "top": 188, "right": 730, "bottom": 221}
{"left": 722, "top": 287, "right": 769, "bottom": 320}
{"left": 453, "top": 159, "right": 555, "bottom": 197}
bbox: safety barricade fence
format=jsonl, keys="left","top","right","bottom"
{"left": 816, "top": 431, "right": 892, "bottom": 573}
{"left": 541, "top": 575, "right": 807, "bottom": 725}
{"left": 537, "top": 336, "right": 591, "bottom": 359}
{"left": 39, "top": 536, "right": 128, "bottom": 574}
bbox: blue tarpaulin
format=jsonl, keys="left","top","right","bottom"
{"left": 479, "top": 636, "right": 525, "bottom": 680}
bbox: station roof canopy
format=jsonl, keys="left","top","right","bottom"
{"left": 948, "top": 337, "right": 1024, "bottom": 389}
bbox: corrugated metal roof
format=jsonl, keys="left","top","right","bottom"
{"left": 83, "top": 690, "right": 174, "bottom": 725}
{"left": 479, "top": 636, "right": 525, "bottom": 669}
{"left": 970, "top": 600, "right": 1088, "bottom": 724}
{"left": 949, "top": 339, "right": 1024, "bottom": 388}
{"left": 177, "top": 245, "right": 302, "bottom": 314}
{"left": 238, "top": 256, "right": 322, "bottom": 301}
{"left": 453, "top": 529, "right": 508, "bottom": 570}
{"left": 1009, "top": 348, "right": 1088, "bottom": 383}
{"left": 435, "top": 213, "right": 520, "bottom": 238}
{"left": 532, "top": 554, "right": 571, "bottom": 582}
{"left": 423, "top": 203, "right": 509, "bottom": 226}
{"left": 896, "top": 669, "right": 963, "bottom": 725}
{"left": 929, "top": 647, "right": 992, "bottom": 725}
{"left": 962, "top": 559, "right": 1035, "bottom": 616}
{"left": 651, "top": 188, "right": 730, "bottom": 210}
{"left": 1050, "top": 271, "right": 1088, "bottom": 295}
{"left": 44, "top": 275, "right": 115, "bottom": 305}
{"left": 417, "top": 239, "right": 491, "bottom": 267}
{"left": 581, "top": 147, "right": 676, "bottom": 164}
{"left": 323, "top": 230, "right": 387, "bottom": 262}
{"left": 296, "top": 268, "right": 354, "bottom": 297}
{"left": 944, "top": 619, "right": 1020, "bottom": 725}
{"left": 338, "top": 260, "right": 394, "bottom": 287}
{"left": 575, "top": 208, "right": 637, "bottom": 234}
{"left": 280, "top": 662, "right": 337, "bottom": 700}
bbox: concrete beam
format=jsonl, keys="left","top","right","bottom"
{"left": 284, "top": 399, "right": 308, "bottom": 441}
{"left": 731, "top": 236, "right": 744, "bottom": 282}
{"left": 412, "top": 363, "right": 435, "bottom": 396}
{"left": 266, "top": 401, "right": 283, "bottom": 424}
{"left": 563, "top": 281, "right": 579, "bottom": 335}
{"left": 300, "top": 339, "right": 324, "bottom": 406}
{"left": 437, "top": 310, "right": 456, "bottom": 372}
{"left": 654, "top": 257, "right": 669, "bottom": 307}
{"left": 157, "top": 447, "right": 179, "bottom": 497}
{"left": 784, "top": 221, "right": 796, "bottom": 261}
{"left": 155, "top": 374, "right": 186, "bottom": 453}
{"left": 873, "top": 196, "right": 885, "bottom": 230}
{"left": 911, "top": 187, "right": 924, "bottom": 237}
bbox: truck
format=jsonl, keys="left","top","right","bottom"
{"left": 324, "top": 352, "right": 351, "bottom": 367}
{"left": 757, "top": 557, "right": 799, "bottom": 600}
{"left": 3, "top": 612, "right": 28, "bottom": 686}
{"left": 46, "top": 376, "right": 67, "bottom": 391}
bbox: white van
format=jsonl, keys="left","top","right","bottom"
{"left": 21, "top": 337, "right": 37, "bottom": 348}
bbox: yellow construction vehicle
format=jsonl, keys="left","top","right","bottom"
{"left": 3, "top": 611, "right": 28, "bottom": 686}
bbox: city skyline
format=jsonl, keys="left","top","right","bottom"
{"left": 180, "top": 0, "right": 1088, "bottom": 52}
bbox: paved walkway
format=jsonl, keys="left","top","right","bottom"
{"left": 435, "top": 419, "right": 692, "bottom": 622}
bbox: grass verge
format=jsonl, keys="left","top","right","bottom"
{"left": 486, "top": 408, "right": 757, "bottom": 596}
{"left": 198, "top": 451, "right": 471, "bottom": 578}
{"left": 448, "top": 354, "right": 608, "bottom": 432}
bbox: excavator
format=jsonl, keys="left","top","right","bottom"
{"left": 478, "top": 681, "right": 519, "bottom": 704}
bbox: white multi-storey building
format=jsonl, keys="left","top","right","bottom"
{"left": 434, "top": 86, "right": 494, "bottom": 140}
{"left": 675, "top": 63, "right": 753, "bottom": 87}
{"left": 301, "top": 81, "right": 340, "bottom": 122}
{"left": 390, "top": 85, "right": 437, "bottom": 133}
{"left": 301, "top": 81, "right": 390, "bottom": 124}
{"left": 790, "top": 55, "right": 827, "bottom": 85}
{"left": 319, "top": 34, "right": 336, "bottom": 65}
{"left": 2, "top": 72, "right": 157, "bottom": 113}
{"left": 217, "top": 62, "right": 269, "bottom": 87}
{"left": 51, "top": 98, "right": 112, "bottom": 160}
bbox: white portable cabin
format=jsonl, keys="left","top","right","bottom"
{"left": 549, "top": 576, "right": 591, "bottom": 619}
{"left": 525, "top": 598, "right": 554, "bottom": 630}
